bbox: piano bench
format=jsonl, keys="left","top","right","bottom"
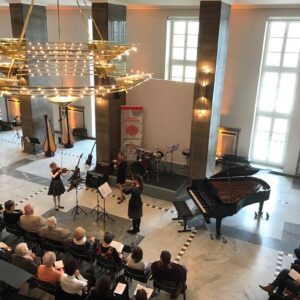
{"left": 221, "top": 154, "right": 250, "bottom": 167}
{"left": 173, "top": 201, "right": 194, "bottom": 233}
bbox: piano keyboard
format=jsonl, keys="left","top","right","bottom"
{"left": 188, "top": 189, "right": 208, "bottom": 214}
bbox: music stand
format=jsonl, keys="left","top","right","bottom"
{"left": 90, "top": 190, "right": 105, "bottom": 221}
{"left": 68, "top": 168, "right": 87, "bottom": 220}
{"left": 25, "top": 136, "right": 41, "bottom": 156}
{"left": 97, "top": 182, "right": 114, "bottom": 230}
{"left": 165, "top": 144, "right": 179, "bottom": 175}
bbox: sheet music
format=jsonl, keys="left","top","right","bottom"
{"left": 134, "top": 284, "right": 153, "bottom": 299}
{"left": 111, "top": 240, "right": 124, "bottom": 253}
{"left": 98, "top": 182, "right": 112, "bottom": 198}
{"left": 114, "top": 282, "right": 126, "bottom": 295}
{"left": 289, "top": 269, "right": 300, "bottom": 281}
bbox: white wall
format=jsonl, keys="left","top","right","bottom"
{"left": 1, "top": 5, "right": 300, "bottom": 173}
{"left": 127, "top": 7, "right": 198, "bottom": 79}
{"left": 127, "top": 6, "right": 300, "bottom": 174}
{"left": 127, "top": 79, "right": 193, "bottom": 164}
{"left": 223, "top": 7, "right": 300, "bottom": 174}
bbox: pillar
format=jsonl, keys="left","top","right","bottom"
{"left": 92, "top": 2, "right": 126, "bottom": 163}
{"left": 10, "top": 2, "right": 53, "bottom": 154}
{"left": 189, "top": 1, "right": 231, "bottom": 180}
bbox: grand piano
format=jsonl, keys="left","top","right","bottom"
{"left": 173, "top": 166, "right": 271, "bottom": 236}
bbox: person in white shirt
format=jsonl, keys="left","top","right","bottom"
{"left": 60, "top": 257, "right": 88, "bottom": 296}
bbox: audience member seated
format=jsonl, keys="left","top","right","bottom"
{"left": 0, "top": 241, "right": 12, "bottom": 261}
{"left": 151, "top": 250, "right": 187, "bottom": 292}
{"left": 71, "top": 226, "right": 97, "bottom": 254}
{"left": 40, "top": 216, "right": 71, "bottom": 244}
{"left": 96, "top": 232, "right": 122, "bottom": 266}
{"left": 60, "top": 257, "right": 88, "bottom": 297}
{"left": 11, "top": 242, "right": 41, "bottom": 274}
{"left": 20, "top": 204, "right": 46, "bottom": 234}
{"left": 135, "top": 289, "right": 147, "bottom": 300}
{"left": 3, "top": 200, "right": 23, "bottom": 226}
{"left": 127, "top": 246, "right": 147, "bottom": 272}
{"left": 86, "top": 275, "right": 113, "bottom": 300}
{"left": 259, "top": 268, "right": 300, "bottom": 296}
{"left": 37, "top": 251, "right": 63, "bottom": 286}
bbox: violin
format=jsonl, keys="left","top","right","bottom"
{"left": 55, "top": 167, "right": 72, "bottom": 174}
{"left": 113, "top": 159, "right": 122, "bottom": 169}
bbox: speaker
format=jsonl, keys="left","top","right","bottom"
{"left": 94, "top": 162, "right": 114, "bottom": 175}
{"left": 85, "top": 171, "right": 108, "bottom": 189}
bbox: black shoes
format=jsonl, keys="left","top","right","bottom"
{"left": 127, "top": 228, "right": 140, "bottom": 234}
{"left": 54, "top": 205, "right": 64, "bottom": 211}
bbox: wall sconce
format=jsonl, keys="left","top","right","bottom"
{"left": 97, "top": 97, "right": 104, "bottom": 105}
{"left": 194, "top": 66, "right": 212, "bottom": 120}
{"left": 199, "top": 66, "right": 212, "bottom": 100}
{"left": 194, "top": 96, "right": 209, "bottom": 119}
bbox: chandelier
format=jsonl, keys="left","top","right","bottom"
{"left": 0, "top": 0, "right": 151, "bottom": 104}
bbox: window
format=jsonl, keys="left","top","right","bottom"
{"left": 250, "top": 20, "right": 300, "bottom": 167}
{"left": 165, "top": 18, "right": 199, "bottom": 82}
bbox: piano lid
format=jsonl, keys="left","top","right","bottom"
{"left": 210, "top": 166, "right": 262, "bottom": 179}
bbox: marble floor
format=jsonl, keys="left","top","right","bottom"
{"left": 0, "top": 130, "right": 300, "bottom": 300}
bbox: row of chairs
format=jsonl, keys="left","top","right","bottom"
{"left": 4, "top": 223, "right": 186, "bottom": 299}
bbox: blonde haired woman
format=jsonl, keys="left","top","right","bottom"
{"left": 11, "top": 242, "right": 41, "bottom": 274}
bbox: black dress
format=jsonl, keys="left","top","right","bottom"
{"left": 123, "top": 187, "right": 143, "bottom": 220}
{"left": 116, "top": 161, "right": 127, "bottom": 185}
{"left": 48, "top": 171, "right": 65, "bottom": 196}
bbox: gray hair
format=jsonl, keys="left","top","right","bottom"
{"left": 42, "top": 251, "right": 56, "bottom": 267}
{"left": 15, "top": 242, "right": 30, "bottom": 257}
{"left": 47, "top": 216, "right": 57, "bottom": 228}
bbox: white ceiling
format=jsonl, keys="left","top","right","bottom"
{"left": 2, "top": 0, "right": 300, "bottom": 7}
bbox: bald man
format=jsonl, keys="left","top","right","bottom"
{"left": 20, "top": 204, "right": 46, "bottom": 234}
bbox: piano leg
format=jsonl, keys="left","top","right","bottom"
{"left": 258, "top": 200, "right": 264, "bottom": 214}
{"left": 254, "top": 201, "right": 265, "bottom": 219}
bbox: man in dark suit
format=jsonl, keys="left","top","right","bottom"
{"left": 3, "top": 200, "right": 23, "bottom": 226}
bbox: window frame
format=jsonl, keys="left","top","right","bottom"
{"left": 250, "top": 18, "right": 300, "bottom": 167}
{"left": 164, "top": 17, "right": 199, "bottom": 83}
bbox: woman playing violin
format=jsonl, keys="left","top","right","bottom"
{"left": 48, "top": 162, "right": 66, "bottom": 211}
{"left": 122, "top": 175, "right": 143, "bottom": 234}
{"left": 113, "top": 151, "right": 128, "bottom": 204}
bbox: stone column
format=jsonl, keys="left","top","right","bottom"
{"left": 92, "top": 2, "right": 126, "bottom": 163}
{"left": 189, "top": 1, "right": 231, "bottom": 180}
{"left": 10, "top": 3, "right": 53, "bottom": 154}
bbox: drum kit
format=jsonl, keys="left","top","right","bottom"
{"left": 126, "top": 144, "right": 179, "bottom": 182}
